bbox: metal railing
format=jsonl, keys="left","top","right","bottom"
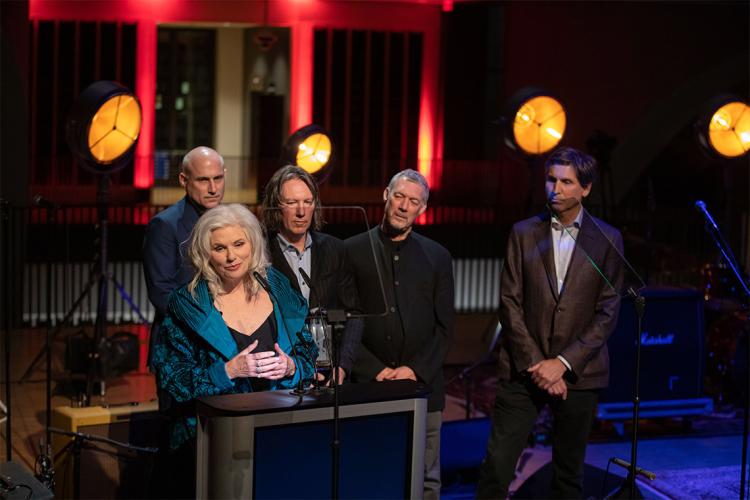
{"left": 1, "top": 198, "right": 717, "bottom": 328}
{"left": 1, "top": 202, "right": 514, "bottom": 332}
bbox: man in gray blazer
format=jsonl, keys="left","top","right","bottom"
{"left": 477, "top": 147, "right": 624, "bottom": 498}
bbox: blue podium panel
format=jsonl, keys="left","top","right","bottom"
{"left": 254, "top": 412, "right": 412, "bottom": 499}
{"left": 196, "top": 381, "right": 428, "bottom": 499}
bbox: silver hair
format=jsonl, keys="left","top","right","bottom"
{"left": 187, "top": 203, "right": 270, "bottom": 298}
{"left": 386, "top": 169, "right": 430, "bottom": 203}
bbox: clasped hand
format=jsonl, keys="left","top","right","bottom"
{"left": 375, "top": 365, "right": 416, "bottom": 381}
{"left": 226, "top": 340, "right": 295, "bottom": 380}
{"left": 527, "top": 359, "right": 568, "bottom": 400}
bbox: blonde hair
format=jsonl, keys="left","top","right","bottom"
{"left": 187, "top": 203, "right": 270, "bottom": 298}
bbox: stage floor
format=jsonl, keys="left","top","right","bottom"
{"left": 1, "top": 326, "right": 745, "bottom": 499}
{"left": 440, "top": 364, "right": 745, "bottom": 499}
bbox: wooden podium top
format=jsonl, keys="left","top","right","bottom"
{"left": 197, "top": 380, "right": 429, "bottom": 417}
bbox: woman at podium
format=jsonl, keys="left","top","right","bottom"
{"left": 151, "top": 203, "right": 316, "bottom": 497}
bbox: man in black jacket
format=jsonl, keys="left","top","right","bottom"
{"left": 345, "top": 169, "right": 454, "bottom": 499}
{"left": 261, "top": 165, "right": 362, "bottom": 382}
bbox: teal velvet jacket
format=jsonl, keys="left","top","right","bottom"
{"left": 152, "top": 266, "right": 317, "bottom": 449}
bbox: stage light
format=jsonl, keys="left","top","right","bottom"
{"left": 697, "top": 97, "right": 750, "bottom": 158}
{"left": 66, "top": 80, "right": 142, "bottom": 172}
{"left": 62, "top": 81, "right": 145, "bottom": 404}
{"left": 282, "top": 124, "right": 333, "bottom": 181}
{"left": 504, "top": 88, "right": 566, "bottom": 155}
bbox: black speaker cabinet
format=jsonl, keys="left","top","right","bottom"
{"left": 0, "top": 461, "right": 53, "bottom": 499}
{"left": 601, "top": 287, "right": 705, "bottom": 404}
{"left": 51, "top": 401, "right": 162, "bottom": 499}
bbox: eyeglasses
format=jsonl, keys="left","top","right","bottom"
{"left": 280, "top": 199, "right": 315, "bottom": 209}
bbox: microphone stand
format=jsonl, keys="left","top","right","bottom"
{"left": 326, "top": 309, "right": 347, "bottom": 500}
{"left": 298, "top": 266, "right": 347, "bottom": 499}
{"left": 695, "top": 201, "right": 750, "bottom": 500}
{"left": 1, "top": 199, "right": 11, "bottom": 461}
{"left": 295, "top": 305, "right": 348, "bottom": 499}
{"left": 627, "top": 288, "right": 646, "bottom": 498}
{"left": 49, "top": 426, "right": 157, "bottom": 498}
{"left": 556, "top": 206, "right": 653, "bottom": 499}
{"left": 608, "top": 286, "right": 650, "bottom": 499}
{"left": 288, "top": 207, "right": 390, "bottom": 499}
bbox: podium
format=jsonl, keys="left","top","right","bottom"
{"left": 196, "top": 380, "right": 428, "bottom": 499}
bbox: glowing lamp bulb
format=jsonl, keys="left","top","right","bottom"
{"left": 707, "top": 101, "right": 750, "bottom": 158}
{"left": 295, "top": 132, "right": 332, "bottom": 174}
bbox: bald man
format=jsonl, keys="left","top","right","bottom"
{"left": 142, "top": 147, "right": 226, "bottom": 369}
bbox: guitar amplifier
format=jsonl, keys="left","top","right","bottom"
{"left": 601, "top": 287, "right": 706, "bottom": 406}
{"left": 51, "top": 400, "right": 163, "bottom": 499}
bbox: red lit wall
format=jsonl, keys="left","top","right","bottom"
{"left": 30, "top": 0, "right": 444, "bottom": 190}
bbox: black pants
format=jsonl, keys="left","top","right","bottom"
{"left": 476, "top": 378, "right": 598, "bottom": 499}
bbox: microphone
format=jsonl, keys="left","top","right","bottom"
{"left": 694, "top": 200, "right": 719, "bottom": 230}
{"left": 298, "top": 267, "right": 325, "bottom": 318}
{"left": 299, "top": 267, "right": 331, "bottom": 384}
{"left": 253, "top": 270, "right": 272, "bottom": 294}
{"left": 253, "top": 271, "right": 312, "bottom": 392}
{"left": 298, "top": 267, "right": 315, "bottom": 302}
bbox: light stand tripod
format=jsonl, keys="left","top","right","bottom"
{"left": 85, "top": 174, "right": 149, "bottom": 402}
{"left": 20, "top": 176, "right": 147, "bottom": 405}
{"left": 22, "top": 79, "right": 144, "bottom": 407}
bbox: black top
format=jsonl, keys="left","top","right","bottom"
{"left": 378, "top": 231, "right": 408, "bottom": 357}
{"left": 345, "top": 227, "right": 455, "bottom": 412}
{"left": 229, "top": 313, "right": 278, "bottom": 392}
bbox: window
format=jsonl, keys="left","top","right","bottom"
{"left": 155, "top": 28, "right": 215, "bottom": 154}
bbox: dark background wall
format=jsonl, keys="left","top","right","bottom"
{"left": 2, "top": 0, "right": 749, "bottom": 286}
{"left": 440, "top": 1, "right": 749, "bottom": 281}
{"left": 443, "top": 1, "right": 748, "bottom": 163}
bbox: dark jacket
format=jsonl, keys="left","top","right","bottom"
{"left": 142, "top": 196, "right": 200, "bottom": 366}
{"left": 498, "top": 211, "right": 624, "bottom": 390}
{"left": 152, "top": 267, "right": 317, "bottom": 449}
{"left": 345, "top": 228, "right": 454, "bottom": 411}
{"left": 269, "top": 231, "right": 363, "bottom": 372}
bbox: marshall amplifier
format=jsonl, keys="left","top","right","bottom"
{"left": 599, "top": 287, "right": 711, "bottom": 418}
